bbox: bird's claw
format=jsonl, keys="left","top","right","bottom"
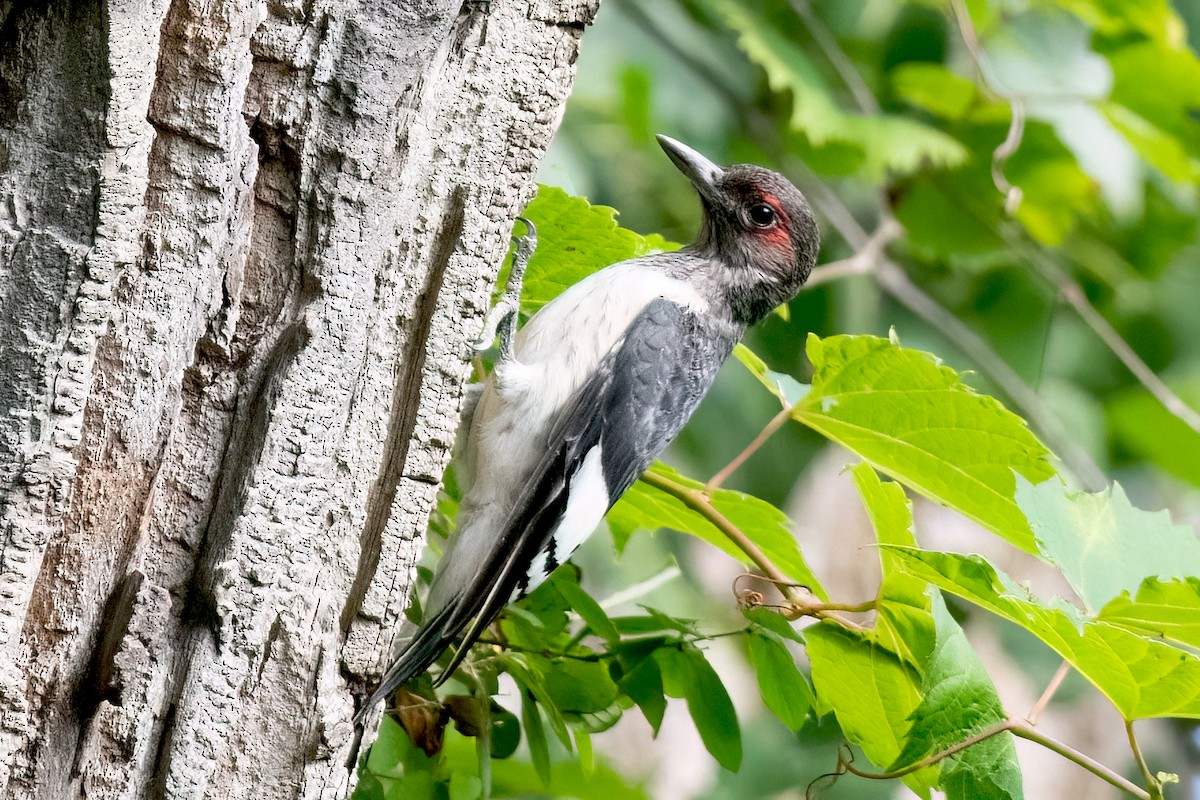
{"left": 474, "top": 217, "right": 537, "bottom": 363}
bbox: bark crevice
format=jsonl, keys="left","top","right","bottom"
{"left": 340, "top": 184, "right": 467, "bottom": 641}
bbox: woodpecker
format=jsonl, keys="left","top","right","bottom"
{"left": 357, "top": 136, "right": 819, "bottom": 721}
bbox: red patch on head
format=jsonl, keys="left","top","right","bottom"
{"left": 757, "top": 193, "right": 792, "bottom": 249}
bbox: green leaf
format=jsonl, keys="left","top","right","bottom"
{"left": 794, "top": 334, "right": 1055, "bottom": 553}
{"left": 655, "top": 646, "right": 743, "bottom": 771}
{"left": 443, "top": 727, "right": 651, "bottom": 800}
{"left": 609, "top": 462, "right": 824, "bottom": 595}
{"left": 543, "top": 660, "right": 620, "bottom": 715}
{"left": 514, "top": 186, "right": 679, "bottom": 315}
{"left": 1108, "top": 376, "right": 1200, "bottom": 488}
{"left": 546, "top": 567, "right": 621, "bottom": 643}
{"left": 891, "top": 596, "right": 1023, "bottom": 800}
{"left": 520, "top": 690, "right": 552, "bottom": 787}
{"left": 747, "top": 631, "right": 813, "bottom": 730}
{"left": 887, "top": 547, "right": 1200, "bottom": 719}
{"left": 733, "top": 343, "right": 810, "bottom": 406}
{"left": 618, "top": 651, "right": 667, "bottom": 734}
{"left": 850, "top": 463, "right": 935, "bottom": 669}
{"left": 850, "top": 463, "right": 923, "bottom": 604}
{"left": 1097, "top": 577, "right": 1200, "bottom": 650}
{"left": 489, "top": 705, "right": 521, "bottom": 760}
{"left": 448, "top": 771, "right": 483, "bottom": 800}
{"left": 1018, "top": 478, "right": 1200, "bottom": 611}
{"left": 707, "top": 0, "right": 968, "bottom": 177}
{"left": 891, "top": 63, "right": 977, "bottom": 120}
{"left": 502, "top": 655, "right": 573, "bottom": 748}
{"left": 1108, "top": 41, "right": 1200, "bottom": 159}
{"left": 806, "top": 624, "right": 936, "bottom": 796}
{"left": 743, "top": 606, "right": 804, "bottom": 643}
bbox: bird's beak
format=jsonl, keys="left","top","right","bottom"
{"left": 656, "top": 135, "right": 724, "bottom": 201}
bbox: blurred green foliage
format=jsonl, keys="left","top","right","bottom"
{"left": 357, "top": 0, "right": 1200, "bottom": 797}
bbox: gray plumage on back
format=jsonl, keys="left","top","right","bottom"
{"left": 356, "top": 136, "right": 819, "bottom": 722}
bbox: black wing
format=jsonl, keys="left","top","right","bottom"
{"left": 357, "top": 299, "right": 739, "bottom": 719}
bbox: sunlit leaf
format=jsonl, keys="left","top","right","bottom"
{"left": 890, "top": 596, "right": 1023, "bottom": 800}
{"left": 520, "top": 690, "right": 552, "bottom": 786}
{"left": 1018, "top": 477, "right": 1200, "bottom": 611}
{"left": 707, "top": 0, "right": 968, "bottom": 177}
{"left": 891, "top": 63, "right": 977, "bottom": 120}
{"left": 806, "top": 624, "right": 936, "bottom": 797}
{"left": 610, "top": 463, "right": 823, "bottom": 594}
{"left": 888, "top": 548, "right": 1200, "bottom": 719}
{"left": 1097, "top": 577, "right": 1200, "bottom": 651}
{"left": 510, "top": 186, "right": 680, "bottom": 315}
{"left": 795, "top": 334, "right": 1055, "bottom": 552}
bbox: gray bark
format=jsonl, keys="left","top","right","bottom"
{"left": 0, "top": 0, "right": 597, "bottom": 797}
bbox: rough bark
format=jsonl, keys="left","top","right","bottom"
{"left": 0, "top": 0, "right": 597, "bottom": 797}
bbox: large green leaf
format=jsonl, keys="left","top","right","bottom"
{"left": 806, "top": 624, "right": 936, "bottom": 798}
{"left": 844, "top": 464, "right": 1020, "bottom": 798}
{"left": 794, "top": 334, "right": 1055, "bottom": 553}
{"left": 609, "top": 462, "right": 823, "bottom": 595}
{"left": 1017, "top": 477, "right": 1200, "bottom": 612}
{"left": 891, "top": 596, "right": 1023, "bottom": 800}
{"left": 850, "top": 463, "right": 934, "bottom": 669}
{"left": 888, "top": 548, "right": 1200, "bottom": 720}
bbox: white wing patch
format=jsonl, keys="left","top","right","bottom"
{"left": 522, "top": 445, "right": 610, "bottom": 592}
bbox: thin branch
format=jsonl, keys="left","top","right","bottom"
{"left": 1026, "top": 660, "right": 1071, "bottom": 726}
{"left": 707, "top": 404, "right": 794, "bottom": 492}
{"left": 1008, "top": 235, "right": 1200, "bottom": 436}
{"left": 839, "top": 719, "right": 1016, "bottom": 780}
{"left": 639, "top": 470, "right": 861, "bottom": 627}
{"left": 1062, "top": 280, "right": 1200, "bottom": 435}
{"left": 803, "top": 217, "right": 902, "bottom": 290}
{"left": 1125, "top": 720, "right": 1163, "bottom": 799}
{"left": 640, "top": 471, "right": 792, "bottom": 588}
{"left": 952, "top": 0, "right": 1198, "bottom": 440}
{"left": 1010, "top": 720, "right": 1152, "bottom": 799}
{"left": 610, "top": 0, "right": 749, "bottom": 115}
{"left": 789, "top": 0, "right": 879, "bottom": 114}
{"left": 837, "top": 716, "right": 1153, "bottom": 799}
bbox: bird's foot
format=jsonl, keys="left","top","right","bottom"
{"left": 473, "top": 217, "right": 537, "bottom": 364}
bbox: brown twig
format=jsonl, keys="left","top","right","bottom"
{"left": 839, "top": 719, "right": 1016, "bottom": 780}
{"left": 835, "top": 716, "right": 1152, "bottom": 799}
{"left": 640, "top": 470, "right": 864, "bottom": 627}
{"left": 707, "top": 405, "right": 794, "bottom": 492}
{"left": 1027, "top": 660, "right": 1071, "bottom": 725}
{"left": 1010, "top": 720, "right": 1152, "bottom": 799}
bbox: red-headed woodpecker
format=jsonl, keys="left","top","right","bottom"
{"left": 356, "top": 136, "right": 819, "bottom": 720}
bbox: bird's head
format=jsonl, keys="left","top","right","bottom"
{"left": 657, "top": 135, "right": 820, "bottom": 324}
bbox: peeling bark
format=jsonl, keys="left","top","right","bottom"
{"left": 0, "top": 0, "right": 597, "bottom": 796}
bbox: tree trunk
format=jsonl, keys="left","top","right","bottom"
{"left": 0, "top": 0, "right": 596, "bottom": 796}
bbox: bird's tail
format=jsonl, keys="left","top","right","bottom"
{"left": 352, "top": 604, "right": 461, "bottom": 725}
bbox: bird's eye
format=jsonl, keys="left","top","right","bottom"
{"left": 748, "top": 203, "right": 777, "bottom": 228}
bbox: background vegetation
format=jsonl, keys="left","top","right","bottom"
{"left": 356, "top": 0, "right": 1200, "bottom": 797}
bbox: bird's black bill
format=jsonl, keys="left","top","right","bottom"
{"left": 656, "top": 134, "right": 723, "bottom": 199}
